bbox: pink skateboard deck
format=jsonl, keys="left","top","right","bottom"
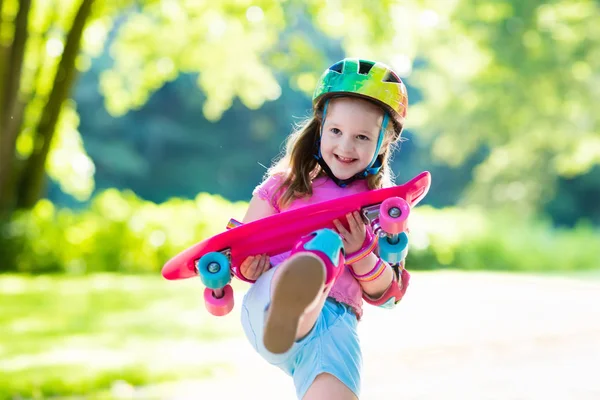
{"left": 162, "top": 171, "right": 431, "bottom": 282}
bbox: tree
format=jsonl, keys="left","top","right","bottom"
{"left": 3, "top": 0, "right": 597, "bottom": 220}
{"left": 404, "top": 0, "right": 600, "bottom": 214}
{"left": 0, "top": 0, "right": 100, "bottom": 215}
{"left": 0, "top": 0, "right": 404, "bottom": 218}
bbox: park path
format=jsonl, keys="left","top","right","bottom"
{"left": 134, "top": 270, "right": 600, "bottom": 399}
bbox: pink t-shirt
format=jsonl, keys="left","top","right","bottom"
{"left": 252, "top": 173, "right": 369, "bottom": 319}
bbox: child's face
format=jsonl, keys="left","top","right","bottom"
{"left": 320, "top": 97, "right": 385, "bottom": 181}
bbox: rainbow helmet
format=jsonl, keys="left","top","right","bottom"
{"left": 312, "top": 58, "right": 408, "bottom": 138}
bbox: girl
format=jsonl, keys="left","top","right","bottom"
{"left": 239, "top": 58, "right": 411, "bottom": 399}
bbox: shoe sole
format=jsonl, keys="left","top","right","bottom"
{"left": 263, "top": 253, "right": 325, "bottom": 354}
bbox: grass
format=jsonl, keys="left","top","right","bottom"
{"left": 0, "top": 274, "right": 245, "bottom": 399}
{"left": 4, "top": 268, "right": 599, "bottom": 399}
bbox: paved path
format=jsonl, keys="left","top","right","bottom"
{"left": 136, "top": 271, "right": 600, "bottom": 399}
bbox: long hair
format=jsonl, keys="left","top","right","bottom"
{"left": 265, "top": 99, "right": 402, "bottom": 210}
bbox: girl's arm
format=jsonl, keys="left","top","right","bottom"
{"left": 333, "top": 212, "right": 398, "bottom": 299}
{"left": 243, "top": 194, "right": 278, "bottom": 223}
{"left": 350, "top": 252, "right": 396, "bottom": 299}
{"left": 343, "top": 223, "right": 409, "bottom": 307}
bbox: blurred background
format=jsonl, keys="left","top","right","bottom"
{"left": 0, "top": 0, "right": 599, "bottom": 398}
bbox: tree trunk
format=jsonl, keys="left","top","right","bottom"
{"left": 0, "top": 0, "right": 31, "bottom": 216}
{"left": 16, "top": 0, "right": 95, "bottom": 209}
{"left": 0, "top": 0, "right": 5, "bottom": 120}
{"left": 0, "top": 0, "right": 4, "bottom": 33}
{"left": 0, "top": 0, "right": 5, "bottom": 217}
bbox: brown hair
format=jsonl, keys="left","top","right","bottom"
{"left": 265, "top": 97, "right": 402, "bottom": 210}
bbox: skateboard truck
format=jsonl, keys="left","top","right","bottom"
{"left": 195, "top": 247, "right": 233, "bottom": 299}
{"left": 361, "top": 197, "right": 410, "bottom": 264}
{"left": 194, "top": 252, "right": 235, "bottom": 316}
{"left": 204, "top": 261, "right": 226, "bottom": 298}
{"left": 361, "top": 199, "right": 408, "bottom": 242}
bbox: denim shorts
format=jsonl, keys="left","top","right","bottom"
{"left": 240, "top": 266, "right": 362, "bottom": 399}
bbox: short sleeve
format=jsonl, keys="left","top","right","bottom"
{"left": 252, "top": 174, "right": 286, "bottom": 213}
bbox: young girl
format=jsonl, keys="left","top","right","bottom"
{"left": 239, "top": 58, "right": 411, "bottom": 399}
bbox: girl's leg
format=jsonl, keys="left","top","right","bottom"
{"left": 302, "top": 373, "right": 358, "bottom": 400}
{"left": 263, "top": 229, "right": 344, "bottom": 354}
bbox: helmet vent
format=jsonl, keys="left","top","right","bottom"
{"left": 329, "top": 61, "right": 344, "bottom": 73}
{"left": 358, "top": 60, "right": 375, "bottom": 75}
{"left": 383, "top": 71, "right": 401, "bottom": 83}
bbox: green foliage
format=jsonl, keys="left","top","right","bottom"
{"left": 406, "top": 0, "right": 600, "bottom": 212}
{"left": 0, "top": 0, "right": 402, "bottom": 211}
{"left": 102, "top": 1, "right": 284, "bottom": 120}
{"left": 4, "top": 0, "right": 599, "bottom": 222}
{"left": 544, "top": 165, "right": 600, "bottom": 226}
{"left": 0, "top": 274, "right": 240, "bottom": 398}
{"left": 0, "top": 189, "right": 247, "bottom": 274}
{"left": 100, "top": 0, "right": 404, "bottom": 120}
{"left": 408, "top": 206, "right": 600, "bottom": 272}
{"left": 1, "top": 191, "right": 598, "bottom": 275}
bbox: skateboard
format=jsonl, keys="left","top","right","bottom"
{"left": 161, "top": 171, "right": 431, "bottom": 316}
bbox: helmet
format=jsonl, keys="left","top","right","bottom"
{"left": 312, "top": 58, "right": 408, "bottom": 137}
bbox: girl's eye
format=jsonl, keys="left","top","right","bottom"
{"left": 357, "top": 135, "right": 370, "bottom": 141}
{"left": 330, "top": 128, "right": 341, "bottom": 135}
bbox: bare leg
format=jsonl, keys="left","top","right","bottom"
{"left": 302, "top": 373, "right": 358, "bottom": 400}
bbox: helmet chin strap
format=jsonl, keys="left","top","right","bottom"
{"left": 314, "top": 99, "right": 389, "bottom": 188}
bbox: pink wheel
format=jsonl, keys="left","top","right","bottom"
{"left": 203, "top": 284, "right": 234, "bottom": 316}
{"left": 379, "top": 197, "right": 410, "bottom": 234}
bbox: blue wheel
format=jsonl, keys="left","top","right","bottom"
{"left": 196, "top": 252, "right": 231, "bottom": 289}
{"left": 378, "top": 231, "right": 409, "bottom": 264}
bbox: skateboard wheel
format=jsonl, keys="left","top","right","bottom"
{"left": 197, "top": 252, "right": 231, "bottom": 289}
{"left": 204, "top": 284, "right": 234, "bottom": 316}
{"left": 378, "top": 231, "right": 409, "bottom": 264}
{"left": 379, "top": 197, "right": 409, "bottom": 234}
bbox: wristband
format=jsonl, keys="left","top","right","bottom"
{"left": 345, "top": 229, "right": 378, "bottom": 265}
{"left": 349, "top": 258, "right": 387, "bottom": 282}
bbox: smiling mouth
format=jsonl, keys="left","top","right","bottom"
{"left": 335, "top": 155, "right": 357, "bottom": 164}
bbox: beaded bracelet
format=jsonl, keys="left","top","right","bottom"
{"left": 349, "top": 258, "right": 387, "bottom": 282}
{"left": 345, "top": 230, "right": 379, "bottom": 265}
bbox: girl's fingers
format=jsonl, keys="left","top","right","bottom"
{"left": 356, "top": 213, "right": 366, "bottom": 236}
{"left": 347, "top": 212, "right": 361, "bottom": 231}
{"left": 240, "top": 256, "right": 252, "bottom": 270}
{"left": 333, "top": 219, "right": 349, "bottom": 238}
{"left": 256, "top": 254, "right": 265, "bottom": 271}
{"left": 241, "top": 255, "right": 270, "bottom": 280}
{"left": 354, "top": 211, "right": 365, "bottom": 226}
{"left": 246, "top": 256, "right": 259, "bottom": 276}
{"left": 261, "top": 255, "right": 271, "bottom": 272}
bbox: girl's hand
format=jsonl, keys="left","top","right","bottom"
{"left": 333, "top": 211, "right": 367, "bottom": 254}
{"left": 240, "top": 254, "right": 270, "bottom": 281}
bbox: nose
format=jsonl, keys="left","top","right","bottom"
{"left": 338, "top": 136, "right": 354, "bottom": 153}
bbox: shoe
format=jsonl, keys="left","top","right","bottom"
{"left": 263, "top": 229, "right": 344, "bottom": 354}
